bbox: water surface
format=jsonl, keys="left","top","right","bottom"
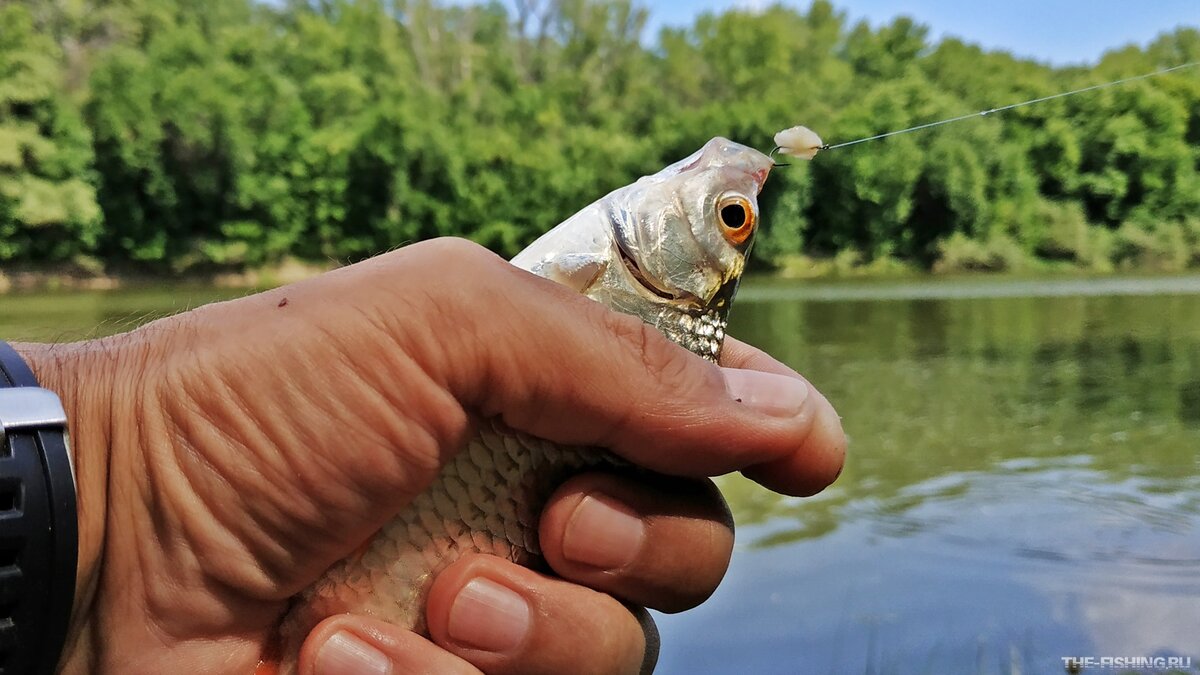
{"left": 660, "top": 276, "right": 1200, "bottom": 674}
{"left": 3, "top": 276, "right": 1198, "bottom": 673}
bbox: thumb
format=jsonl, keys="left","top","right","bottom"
{"left": 387, "top": 240, "right": 838, "bottom": 489}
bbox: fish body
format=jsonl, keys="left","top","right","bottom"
{"left": 272, "top": 138, "right": 773, "bottom": 672}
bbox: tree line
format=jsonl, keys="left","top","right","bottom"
{"left": 2, "top": 0, "right": 1198, "bottom": 275}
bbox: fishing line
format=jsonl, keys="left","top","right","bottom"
{"left": 816, "top": 60, "right": 1200, "bottom": 152}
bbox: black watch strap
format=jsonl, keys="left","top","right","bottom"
{"left": 0, "top": 341, "right": 78, "bottom": 675}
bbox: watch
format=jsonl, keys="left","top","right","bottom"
{"left": 0, "top": 341, "right": 78, "bottom": 675}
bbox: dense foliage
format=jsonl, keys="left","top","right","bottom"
{"left": 1, "top": 0, "right": 1198, "bottom": 274}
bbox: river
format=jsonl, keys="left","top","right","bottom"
{"left": 3, "top": 275, "right": 1198, "bottom": 673}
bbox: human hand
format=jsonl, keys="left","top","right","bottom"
{"left": 20, "top": 238, "right": 845, "bottom": 674}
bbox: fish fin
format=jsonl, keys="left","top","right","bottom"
{"left": 535, "top": 254, "right": 607, "bottom": 294}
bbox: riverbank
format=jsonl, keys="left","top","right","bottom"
{"left": 5, "top": 250, "right": 1199, "bottom": 294}
{"left": 0, "top": 258, "right": 333, "bottom": 294}
{"left": 773, "top": 246, "right": 1200, "bottom": 280}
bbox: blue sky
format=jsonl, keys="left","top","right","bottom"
{"left": 642, "top": 0, "right": 1199, "bottom": 65}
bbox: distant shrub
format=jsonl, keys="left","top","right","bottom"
{"left": 1111, "top": 220, "right": 1191, "bottom": 272}
{"left": 933, "top": 232, "right": 1029, "bottom": 273}
{"left": 1026, "top": 200, "right": 1116, "bottom": 270}
{"left": 1030, "top": 200, "right": 1088, "bottom": 260}
{"left": 776, "top": 249, "right": 917, "bottom": 279}
{"left": 1183, "top": 217, "right": 1200, "bottom": 267}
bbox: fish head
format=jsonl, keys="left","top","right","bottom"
{"left": 512, "top": 137, "right": 774, "bottom": 361}
{"left": 611, "top": 137, "right": 772, "bottom": 303}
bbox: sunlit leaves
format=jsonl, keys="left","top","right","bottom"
{"left": 0, "top": 4, "right": 101, "bottom": 263}
{"left": 1, "top": 0, "right": 1197, "bottom": 273}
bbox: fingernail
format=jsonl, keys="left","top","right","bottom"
{"left": 562, "top": 493, "right": 645, "bottom": 570}
{"left": 448, "top": 577, "right": 531, "bottom": 652}
{"left": 315, "top": 631, "right": 391, "bottom": 675}
{"left": 721, "top": 367, "right": 810, "bottom": 417}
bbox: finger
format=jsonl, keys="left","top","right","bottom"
{"left": 719, "top": 335, "right": 801, "bottom": 375}
{"left": 300, "top": 614, "right": 481, "bottom": 675}
{"left": 373, "top": 239, "right": 823, "bottom": 479}
{"left": 720, "top": 336, "right": 848, "bottom": 496}
{"left": 537, "top": 471, "right": 734, "bottom": 613}
{"left": 425, "top": 554, "right": 651, "bottom": 675}
{"left": 740, "top": 387, "right": 846, "bottom": 496}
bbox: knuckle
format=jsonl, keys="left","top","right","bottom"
{"left": 398, "top": 238, "right": 507, "bottom": 305}
{"left": 415, "top": 237, "right": 501, "bottom": 269}
{"left": 411, "top": 237, "right": 523, "bottom": 318}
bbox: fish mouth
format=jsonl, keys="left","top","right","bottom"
{"left": 752, "top": 166, "right": 771, "bottom": 193}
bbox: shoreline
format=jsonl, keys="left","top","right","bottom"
{"left": 4, "top": 257, "right": 1199, "bottom": 295}
{"left": 0, "top": 259, "right": 334, "bottom": 294}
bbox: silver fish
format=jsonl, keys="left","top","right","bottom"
{"left": 271, "top": 138, "right": 773, "bottom": 672}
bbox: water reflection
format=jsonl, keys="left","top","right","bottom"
{"left": 659, "top": 277, "right": 1200, "bottom": 674}
{"left": 1180, "top": 380, "right": 1200, "bottom": 426}
{"left": 0, "top": 286, "right": 245, "bottom": 342}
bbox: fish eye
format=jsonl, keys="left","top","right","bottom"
{"left": 717, "top": 195, "right": 755, "bottom": 246}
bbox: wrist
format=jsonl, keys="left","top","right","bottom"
{"left": 12, "top": 338, "right": 125, "bottom": 667}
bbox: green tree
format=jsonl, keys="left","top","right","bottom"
{"left": 1, "top": 0, "right": 1198, "bottom": 275}
{"left": 0, "top": 3, "right": 100, "bottom": 263}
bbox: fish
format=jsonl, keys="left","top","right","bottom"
{"left": 266, "top": 137, "right": 774, "bottom": 673}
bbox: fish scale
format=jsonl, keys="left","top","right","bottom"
{"left": 278, "top": 420, "right": 618, "bottom": 664}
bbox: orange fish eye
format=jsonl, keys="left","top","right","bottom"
{"left": 717, "top": 195, "right": 755, "bottom": 246}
